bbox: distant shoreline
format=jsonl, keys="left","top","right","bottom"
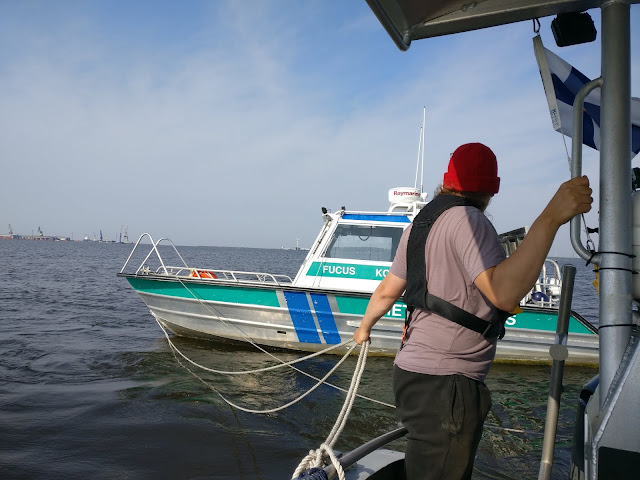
{"left": 0, "top": 235, "right": 127, "bottom": 243}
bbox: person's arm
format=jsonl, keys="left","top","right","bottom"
{"left": 475, "top": 176, "right": 593, "bottom": 311}
{"left": 353, "top": 272, "right": 407, "bottom": 344}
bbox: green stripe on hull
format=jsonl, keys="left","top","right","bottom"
{"left": 126, "top": 277, "right": 594, "bottom": 336}
{"left": 335, "top": 295, "right": 406, "bottom": 319}
{"left": 126, "top": 278, "right": 280, "bottom": 307}
{"left": 506, "top": 310, "right": 594, "bottom": 334}
{"left": 336, "top": 295, "right": 594, "bottom": 335}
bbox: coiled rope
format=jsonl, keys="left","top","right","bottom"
{"left": 291, "top": 341, "right": 370, "bottom": 480}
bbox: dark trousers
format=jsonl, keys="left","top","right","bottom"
{"left": 393, "top": 366, "right": 491, "bottom": 480}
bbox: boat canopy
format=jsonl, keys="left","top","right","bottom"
{"left": 365, "top": 0, "right": 637, "bottom": 50}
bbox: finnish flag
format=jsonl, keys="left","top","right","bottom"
{"left": 533, "top": 35, "right": 640, "bottom": 158}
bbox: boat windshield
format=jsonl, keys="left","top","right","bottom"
{"left": 324, "top": 224, "right": 404, "bottom": 262}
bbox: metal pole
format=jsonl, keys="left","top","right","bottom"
{"left": 538, "top": 265, "right": 576, "bottom": 480}
{"left": 598, "top": 0, "right": 633, "bottom": 409}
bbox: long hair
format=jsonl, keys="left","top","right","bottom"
{"left": 433, "top": 184, "right": 492, "bottom": 212}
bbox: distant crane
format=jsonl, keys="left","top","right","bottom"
{"left": 120, "top": 225, "right": 129, "bottom": 243}
{"left": 8, "top": 224, "right": 13, "bottom": 235}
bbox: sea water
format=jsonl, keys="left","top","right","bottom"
{"left": 0, "top": 240, "right": 599, "bottom": 479}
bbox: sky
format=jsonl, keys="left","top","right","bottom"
{"left": 1, "top": 1, "right": 638, "bottom": 255}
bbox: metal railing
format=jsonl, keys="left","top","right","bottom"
{"left": 120, "top": 233, "right": 293, "bottom": 286}
{"left": 521, "top": 259, "right": 563, "bottom": 308}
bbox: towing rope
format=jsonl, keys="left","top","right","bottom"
{"left": 156, "top": 278, "right": 396, "bottom": 408}
{"left": 291, "top": 341, "right": 370, "bottom": 480}
{"left": 154, "top": 313, "right": 394, "bottom": 414}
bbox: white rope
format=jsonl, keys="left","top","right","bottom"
{"left": 156, "top": 314, "right": 362, "bottom": 414}
{"left": 175, "top": 278, "right": 361, "bottom": 373}
{"left": 561, "top": 133, "right": 572, "bottom": 171}
{"left": 156, "top": 315, "right": 395, "bottom": 408}
{"left": 151, "top": 281, "right": 380, "bottom": 477}
{"left": 291, "top": 341, "right": 370, "bottom": 480}
{"left": 158, "top": 279, "right": 396, "bottom": 408}
{"left": 155, "top": 315, "right": 353, "bottom": 375}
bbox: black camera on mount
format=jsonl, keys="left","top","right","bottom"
{"left": 552, "top": 12, "right": 597, "bottom": 47}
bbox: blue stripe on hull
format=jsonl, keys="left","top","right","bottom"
{"left": 310, "top": 293, "right": 341, "bottom": 344}
{"left": 283, "top": 291, "right": 321, "bottom": 343}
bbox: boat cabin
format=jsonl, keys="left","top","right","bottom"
{"left": 293, "top": 188, "right": 426, "bottom": 292}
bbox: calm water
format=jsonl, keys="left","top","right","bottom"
{"left": 0, "top": 240, "right": 599, "bottom": 479}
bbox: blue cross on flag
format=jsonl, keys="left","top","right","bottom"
{"left": 533, "top": 35, "right": 640, "bottom": 158}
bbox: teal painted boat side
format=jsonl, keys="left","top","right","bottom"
{"left": 126, "top": 277, "right": 281, "bottom": 307}
{"left": 125, "top": 275, "right": 597, "bottom": 339}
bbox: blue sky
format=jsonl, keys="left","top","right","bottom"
{"left": 1, "top": 1, "right": 638, "bottom": 255}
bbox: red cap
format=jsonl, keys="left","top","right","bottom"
{"left": 442, "top": 143, "right": 500, "bottom": 194}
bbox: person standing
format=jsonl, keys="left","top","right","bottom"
{"left": 353, "top": 142, "right": 592, "bottom": 479}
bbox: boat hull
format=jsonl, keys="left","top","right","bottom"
{"left": 123, "top": 274, "right": 599, "bottom": 366}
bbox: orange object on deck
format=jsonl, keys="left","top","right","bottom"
{"left": 189, "top": 269, "right": 217, "bottom": 279}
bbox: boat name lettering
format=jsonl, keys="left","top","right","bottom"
{"left": 322, "top": 265, "right": 356, "bottom": 276}
{"left": 386, "top": 303, "right": 405, "bottom": 318}
{"left": 505, "top": 315, "right": 516, "bottom": 326}
{"left": 376, "top": 268, "right": 389, "bottom": 278}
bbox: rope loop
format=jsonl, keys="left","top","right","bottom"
{"left": 154, "top": 277, "right": 383, "bottom": 477}
{"left": 157, "top": 315, "right": 360, "bottom": 414}
{"left": 291, "top": 341, "right": 370, "bottom": 480}
{"left": 162, "top": 277, "right": 395, "bottom": 408}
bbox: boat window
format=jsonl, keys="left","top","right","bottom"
{"left": 324, "top": 225, "right": 404, "bottom": 262}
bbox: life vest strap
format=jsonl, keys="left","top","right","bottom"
{"left": 425, "top": 293, "right": 507, "bottom": 339}
{"left": 403, "top": 194, "right": 509, "bottom": 344}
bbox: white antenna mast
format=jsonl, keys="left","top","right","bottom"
{"left": 420, "top": 106, "right": 425, "bottom": 193}
{"left": 414, "top": 126, "right": 423, "bottom": 189}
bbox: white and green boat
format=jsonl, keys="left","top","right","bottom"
{"left": 119, "top": 187, "right": 599, "bottom": 366}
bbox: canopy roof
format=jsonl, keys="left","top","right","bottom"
{"left": 365, "top": 0, "right": 637, "bottom": 50}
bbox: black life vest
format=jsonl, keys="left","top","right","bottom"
{"left": 403, "top": 194, "right": 509, "bottom": 342}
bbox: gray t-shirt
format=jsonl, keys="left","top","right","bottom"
{"left": 392, "top": 205, "right": 506, "bottom": 382}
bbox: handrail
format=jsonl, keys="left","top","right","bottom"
{"left": 120, "top": 235, "right": 294, "bottom": 286}
{"left": 154, "top": 266, "right": 293, "bottom": 285}
{"left": 120, "top": 233, "right": 157, "bottom": 273}
{"left": 138, "top": 237, "right": 187, "bottom": 275}
{"left": 543, "top": 259, "right": 562, "bottom": 286}
{"left": 521, "top": 258, "right": 562, "bottom": 307}
{"left": 119, "top": 233, "right": 190, "bottom": 275}
{"left": 570, "top": 77, "right": 603, "bottom": 265}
